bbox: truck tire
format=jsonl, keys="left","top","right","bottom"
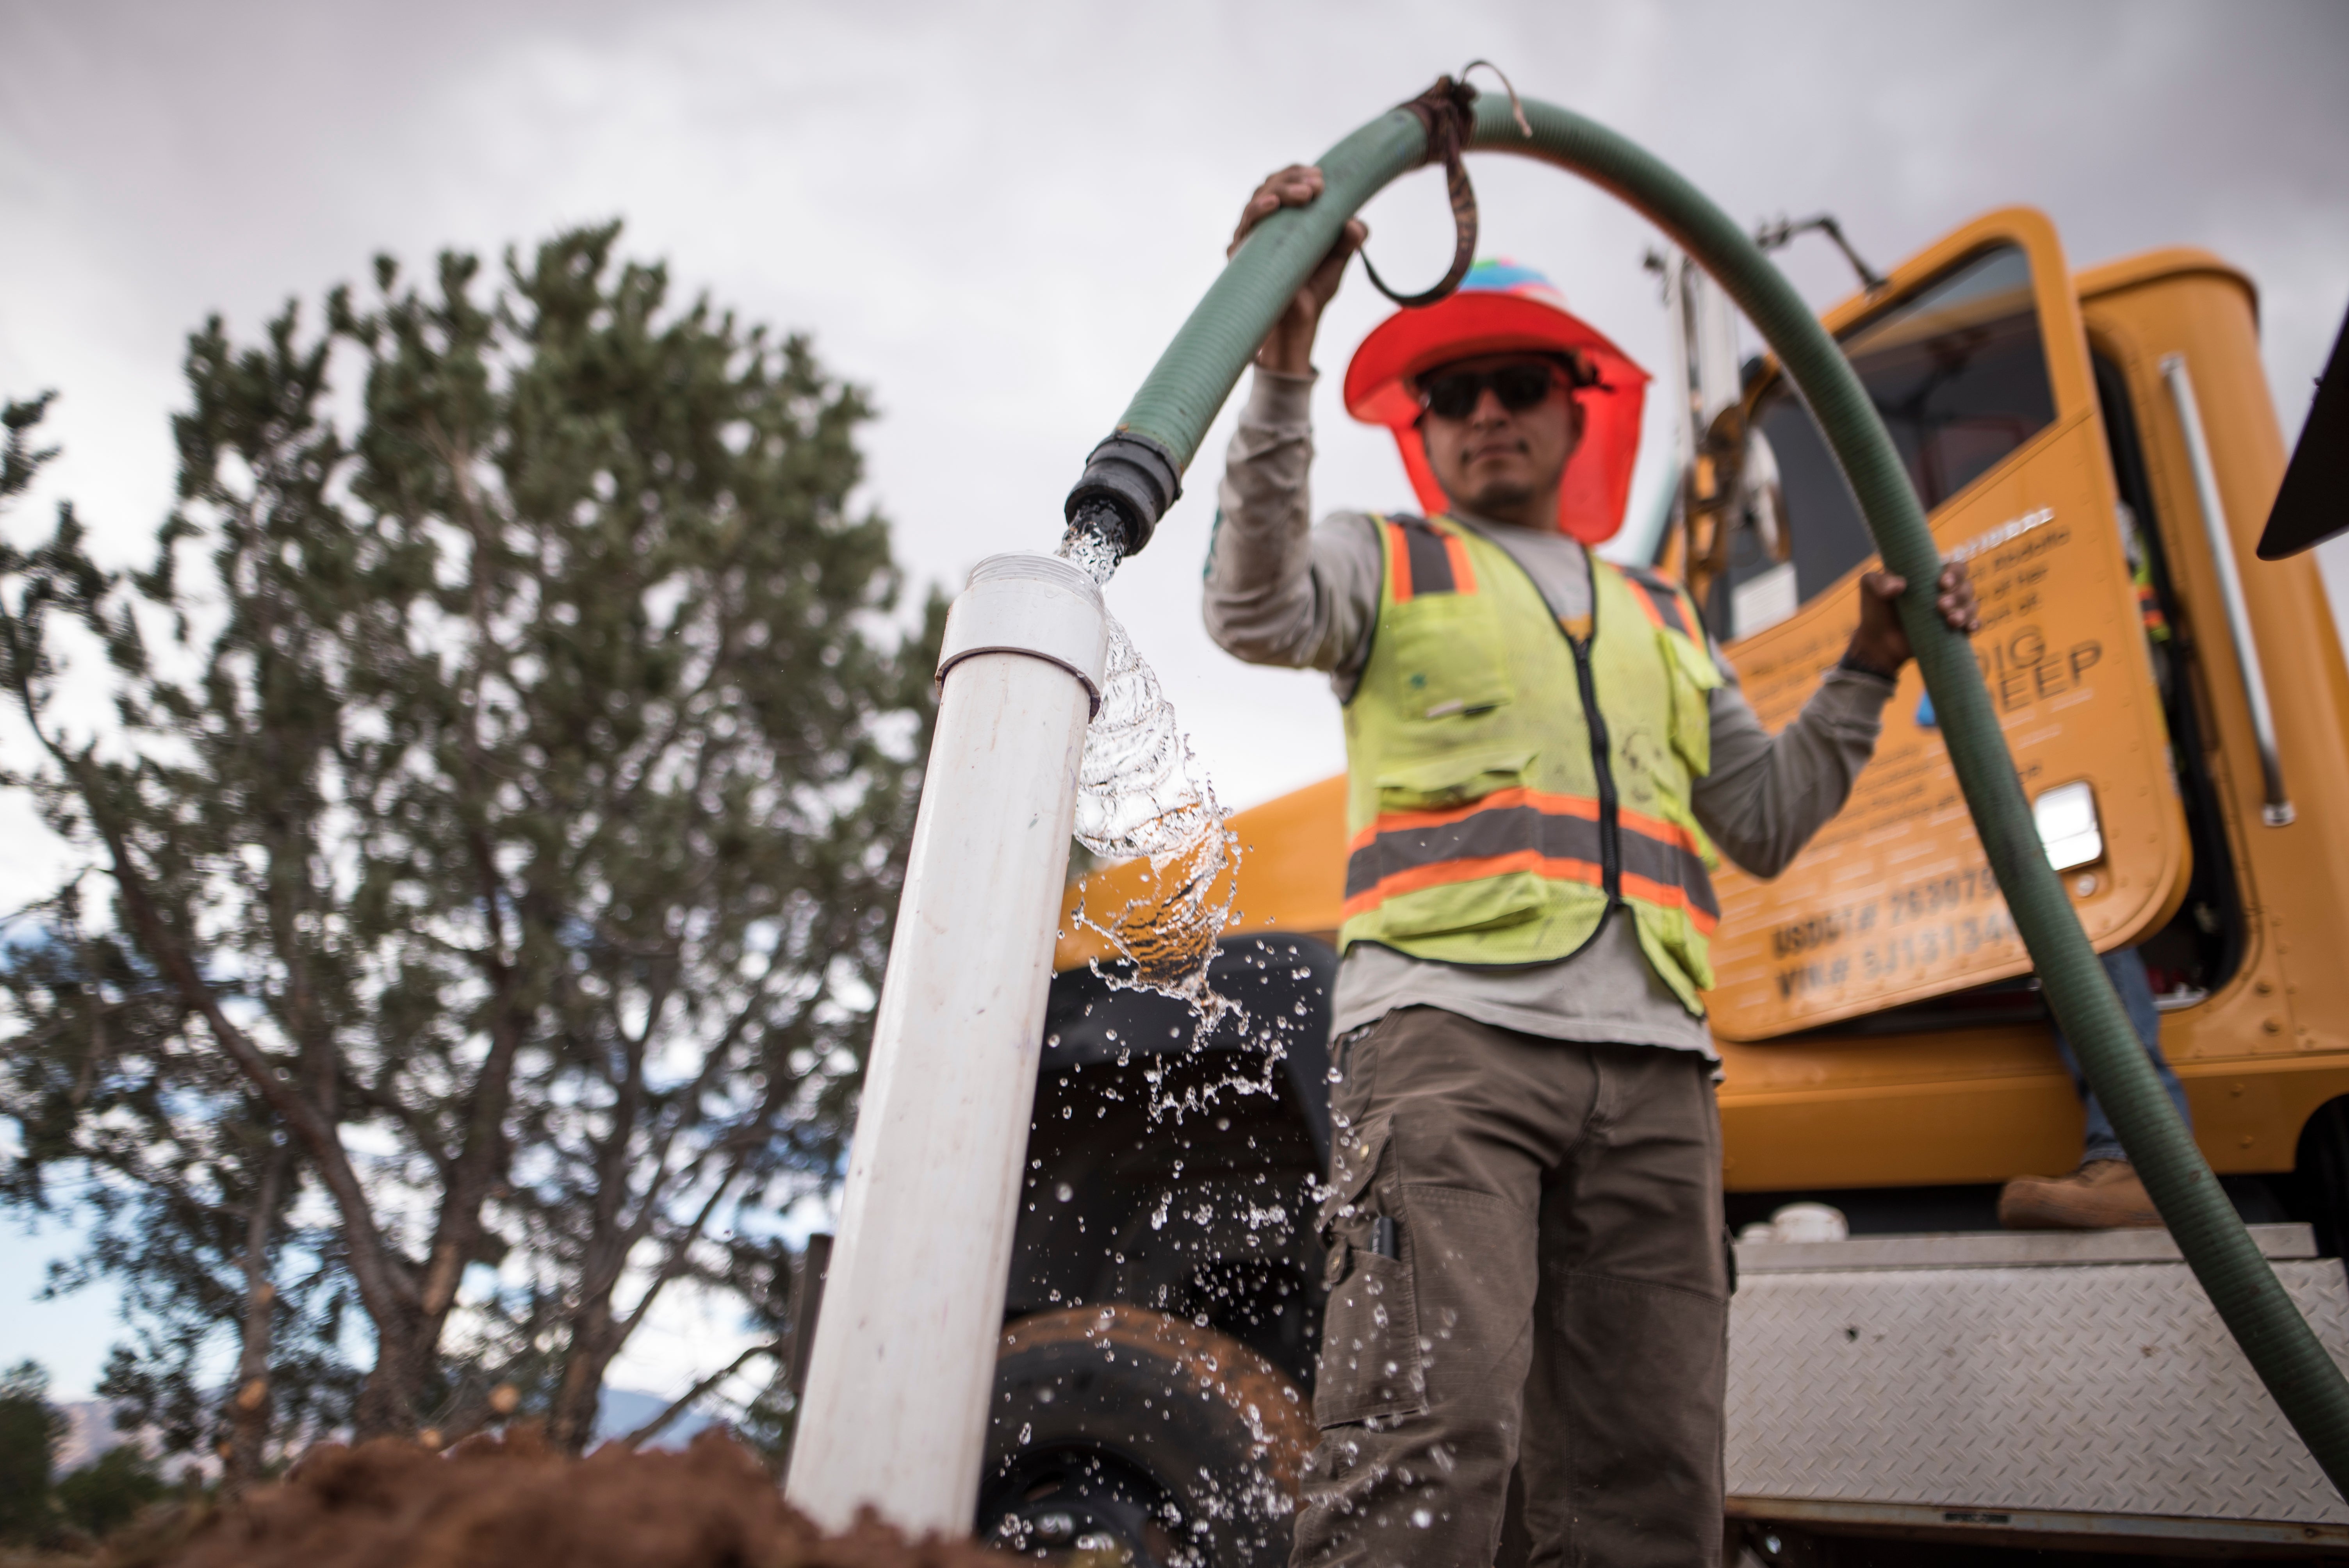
{"left": 981, "top": 1304, "right": 1319, "bottom": 1568}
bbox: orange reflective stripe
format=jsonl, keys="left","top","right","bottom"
{"left": 1341, "top": 850, "right": 1605, "bottom": 921}
{"left": 1442, "top": 531, "right": 1477, "bottom": 593}
{"left": 1624, "top": 577, "right": 1669, "bottom": 630}
{"left": 1346, "top": 791, "right": 1718, "bottom": 925}
{"left": 1622, "top": 870, "right": 1720, "bottom": 935}
{"left": 1620, "top": 566, "right": 1699, "bottom": 640}
{"left": 1346, "top": 786, "right": 1602, "bottom": 852}
{"left": 1385, "top": 516, "right": 1474, "bottom": 606}
{"left": 1616, "top": 807, "right": 1721, "bottom": 924}
{"left": 1618, "top": 802, "right": 1706, "bottom": 860}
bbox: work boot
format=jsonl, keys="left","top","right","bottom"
{"left": 1998, "top": 1159, "right": 2164, "bottom": 1230}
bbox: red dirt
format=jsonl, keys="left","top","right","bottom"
{"left": 139, "top": 1427, "right": 1000, "bottom": 1568}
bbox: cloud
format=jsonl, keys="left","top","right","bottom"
{"left": 4, "top": 0, "right": 2344, "bottom": 1409}
{"left": 2, "top": 0, "right": 2343, "bottom": 822}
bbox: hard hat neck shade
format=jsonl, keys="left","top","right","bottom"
{"left": 1344, "top": 262, "right": 1649, "bottom": 544}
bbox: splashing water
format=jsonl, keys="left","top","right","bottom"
{"left": 1055, "top": 513, "right": 1245, "bottom": 1059}
{"left": 1070, "top": 618, "right": 1238, "bottom": 990}
{"left": 1054, "top": 513, "right": 1126, "bottom": 586}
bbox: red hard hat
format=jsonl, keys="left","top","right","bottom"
{"left": 1343, "top": 258, "right": 1650, "bottom": 544}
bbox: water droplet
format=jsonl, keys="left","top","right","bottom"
{"left": 1055, "top": 1182, "right": 1075, "bottom": 1203}
{"left": 1411, "top": 1508, "right": 1433, "bottom": 1529}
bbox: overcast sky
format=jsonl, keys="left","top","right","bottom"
{"left": 4, "top": 0, "right": 2344, "bottom": 1402}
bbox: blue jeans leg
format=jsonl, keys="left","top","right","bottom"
{"left": 2049, "top": 947, "right": 2194, "bottom": 1165}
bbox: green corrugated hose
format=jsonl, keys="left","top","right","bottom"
{"left": 1093, "top": 89, "right": 2349, "bottom": 1502}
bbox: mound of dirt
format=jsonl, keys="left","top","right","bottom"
{"left": 139, "top": 1428, "right": 998, "bottom": 1568}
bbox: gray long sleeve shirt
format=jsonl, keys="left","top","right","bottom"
{"left": 1204, "top": 369, "right": 1895, "bottom": 1055}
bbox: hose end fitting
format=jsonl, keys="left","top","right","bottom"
{"left": 1064, "top": 430, "right": 1183, "bottom": 558}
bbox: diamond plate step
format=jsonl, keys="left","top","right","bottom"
{"left": 1727, "top": 1233, "right": 2349, "bottom": 1529}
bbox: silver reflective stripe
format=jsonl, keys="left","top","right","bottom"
{"left": 2162, "top": 353, "right": 2293, "bottom": 826}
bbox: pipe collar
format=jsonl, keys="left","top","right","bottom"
{"left": 936, "top": 553, "right": 1110, "bottom": 715}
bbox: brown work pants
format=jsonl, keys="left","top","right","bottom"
{"left": 1290, "top": 1007, "right": 1728, "bottom": 1568}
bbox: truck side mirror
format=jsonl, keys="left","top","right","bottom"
{"left": 2255, "top": 303, "right": 2347, "bottom": 560}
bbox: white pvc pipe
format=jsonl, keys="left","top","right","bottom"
{"left": 785, "top": 553, "right": 1107, "bottom": 1537}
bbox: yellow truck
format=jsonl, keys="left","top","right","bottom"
{"left": 966, "top": 208, "right": 2349, "bottom": 1565}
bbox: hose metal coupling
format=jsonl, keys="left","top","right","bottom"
{"left": 1063, "top": 429, "right": 1183, "bottom": 559}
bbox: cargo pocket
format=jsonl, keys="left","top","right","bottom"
{"left": 1369, "top": 870, "right": 1548, "bottom": 941}
{"left": 1632, "top": 900, "right": 1714, "bottom": 1010}
{"left": 1661, "top": 628, "right": 1723, "bottom": 778}
{"left": 1372, "top": 747, "right": 1536, "bottom": 814}
{"left": 1368, "top": 749, "right": 1546, "bottom": 941}
{"left": 1381, "top": 595, "right": 1513, "bottom": 721}
{"left": 1312, "top": 1119, "right": 1427, "bottom": 1427}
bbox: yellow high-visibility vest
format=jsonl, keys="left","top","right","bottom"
{"left": 1339, "top": 515, "right": 1724, "bottom": 1012}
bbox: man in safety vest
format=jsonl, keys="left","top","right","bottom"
{"left": 1204, "top": 167, "right": 1978, "bottom": 1568}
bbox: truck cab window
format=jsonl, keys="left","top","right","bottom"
{"left": 1712, "top": 245, "right": 2058, "bottom": 638}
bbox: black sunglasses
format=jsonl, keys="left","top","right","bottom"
{"left": 1418, "top": 362, "right": 1565, "bottom": 421}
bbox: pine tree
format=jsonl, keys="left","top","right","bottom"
{"left": 55, "top": 1444, "right": 168, "bottom": 1541}
{"left": 0, "top": 225, "right": 941, "bottom": 1454}
{"left": 0, "top": 1360, "right": 64, "bottom": 1542}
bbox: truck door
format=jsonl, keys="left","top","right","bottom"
{"left": 1697, "top": 208, "right": 2192, "bottom": 1041}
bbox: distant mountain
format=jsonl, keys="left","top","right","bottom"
{"left": 55, "top": 1399, "right": 128, "bottom": 1473}
{"left": 53, "top": 1400, "right": 217, "bottom": 1482}
{"left": 46, "top": 1388, "right": 709, "bottom": 1474}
